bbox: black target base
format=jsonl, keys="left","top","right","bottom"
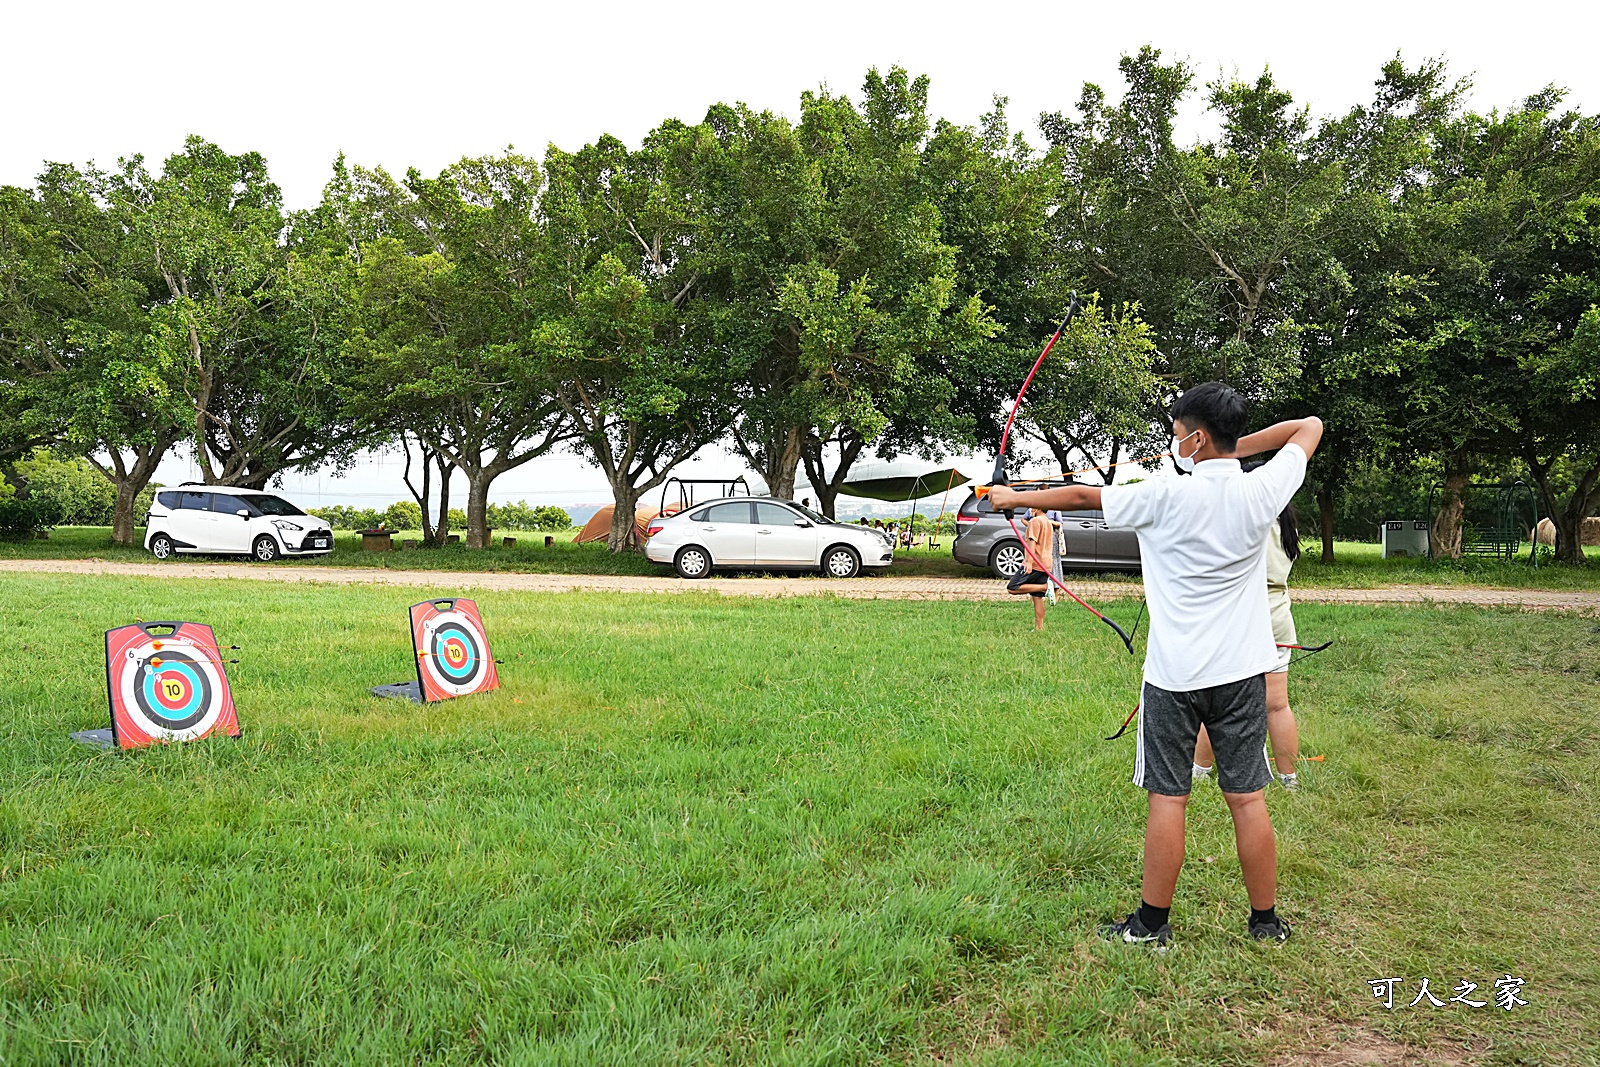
{"left": 371, "top": 681, "right": 423, "bottom": 703}
{"left": 71, "top": 728, "right": 117, "bottom": 749}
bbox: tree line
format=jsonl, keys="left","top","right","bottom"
{"left": 3, "top": 51, "right": 1597, "bottom": 560}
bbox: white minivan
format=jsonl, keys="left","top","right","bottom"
{"left": 144, "top": 485, "right": 334, "bottom": 562}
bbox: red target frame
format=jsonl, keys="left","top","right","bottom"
{"left": 409, "top": 598, "right": 499, "bottom": 703}
{"left": 104, "top": 621, "right": 241, "bottom": 749}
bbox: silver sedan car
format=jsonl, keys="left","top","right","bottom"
{"left": 646, "top": 497, "right": 895, "bottom": 578}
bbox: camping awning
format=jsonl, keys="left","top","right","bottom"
{"left": 837, "top": 467, "right": 970, "bottom": 503}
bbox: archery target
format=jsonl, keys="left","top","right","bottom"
{"left": 409, "top": 599, "right": 499, "bottom": 702}
{"left": 104, "top": 622, "right": 240, "bottom": 748}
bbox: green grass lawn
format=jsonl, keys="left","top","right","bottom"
{"left": 0, "top": 575, "right": 1595, "bottom": 1064}
{"left": 1287, "top": 539, "right": 1600, "bottom": 590}
{"left": 0, "top": 526, "right": 663, "bottom": 577}
{"left": 7, "top": 526, "right": 1600, "bottom": 591}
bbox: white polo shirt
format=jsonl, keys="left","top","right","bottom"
{"left": 1100, "top": 444, "right": 1307, "bottom": 692}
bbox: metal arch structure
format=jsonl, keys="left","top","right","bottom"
{"left": 659, "top": 476, "right": 752, "bottom": 518}
{"left": 1423, "top": 479, "right": 1542, "bottom": 566}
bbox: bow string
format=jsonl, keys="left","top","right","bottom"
{"left": 987, "top": 293, "right": 1136, "bottom": 655}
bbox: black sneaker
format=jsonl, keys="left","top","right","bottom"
{"left": 1248, "top": 915, "right": 1292, "bottom": 943}
{"left": 1100, "top": 911, "right": 1172, "bottom": 949}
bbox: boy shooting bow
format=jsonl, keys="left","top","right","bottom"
{"left": 990, "top": 382, "right": 1323, "bottom": 947}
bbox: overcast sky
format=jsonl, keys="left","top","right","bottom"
{"left": 7, "top": 0, "right": 1596, "bottom": 508}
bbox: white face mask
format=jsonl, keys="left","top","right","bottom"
{"left": 1172, "top": 429, "right": 1202, "bottom": 473}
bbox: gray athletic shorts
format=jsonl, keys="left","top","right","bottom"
{"left": 1134, "top": 675, "right": 1271, "bottom": 796}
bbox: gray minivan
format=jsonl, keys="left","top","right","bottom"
{"left": 951, "top": 487, "right": 1141, "bottom": 577}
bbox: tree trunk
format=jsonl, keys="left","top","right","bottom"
{"left": 1040, "top": 430, "right": 1120, "bottom": 486}
{"left": 402, "top": 434, "right": 435, "bottom": 544}
{"left": 1041, "top": 434, "right": 1075, "bottom": 483}
{"left": 1316, "top": 485, "right": 1335, "bottom": 564}
{"left": 90, "top": 441, "right": 174, "bottom": 547}
{"left": 1098, "top": 438, "right": 1123, "bottom": 487}
{"left": 402, "top": 433, "right": 456, "bottom": 547}
{"left": 432, "top": 459, "right": 454, "bottom": 547}
{"left": 748, "top": 425, "right": 802, "bottom": 500}
{"left": 239, "top": 472, "right": 273, "bottom": 490}
{"left": 607, "top": 482, "right": 642, "bottom": 553}
{"left": 800, "top": 434, "right": 865, "bottom": 520}
{"left": 1553, "top": 510, "right": 1586, "bottom": 564}
{"left": 1528, "top": 452, "right": 1599, "bottom": 566}
{"left": 1430, "top": 451, "right": 1472, "bottom": 559}
{"left": 111, "top": 481, "right": 142, "bottom": 547}
{"left": 464, "top": 471, "right": 493, "bottom": 549}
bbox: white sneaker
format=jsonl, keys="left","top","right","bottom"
{"left": 1279, "top": 772, "right": 1299, "bottom": 791}
{"left": 1191, "top": 763, "right": 1213, "bottom": 781}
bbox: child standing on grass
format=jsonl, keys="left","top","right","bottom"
{"left": 990, "top": 382, "right": 1322, "bottom": 947}
{"left": 1005, "top": 506, "right": 1057, "bottom": 630}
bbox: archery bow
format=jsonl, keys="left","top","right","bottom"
{"left": 987, "top": 293, "right": 1136, "bottom": 655}
{"left": 1281, "top": 640, "right": 1333, "bottom": 666}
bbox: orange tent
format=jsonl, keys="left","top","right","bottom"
{"left": 574, "top": 504, "right": 659, "bottom": 544}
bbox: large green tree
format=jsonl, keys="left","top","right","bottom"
{"left": 0, "top": 165, "right": 186, "bottom": 545}
{"left": 1422, "top": 94, "right": 1600, "bottom": 562}
{"left": 1363, "top": 91, "right": 1600, "bottom": 560}
{"left": 1047, "top": 47, "right": 1355, "bottom": 398}
{"left": 709, "top": 70, "right": 994, "bottom": 513}
{"left": 1268, "top": 58, "right": 1465, "bottom": 560}
{"left": 1041, "top": 48, "right": 1203, "bottom": 399}
{"left": 916, "top": 96, "right": 1066, "bottom": 474}
{"left": 103, "top": 137, "right": 361, "bottom": 490}
{"left": 342, "top": 155, "right": 571, "bottom": 549}
{"left": 535, "top": 125, "right": 743, "bottom": 551}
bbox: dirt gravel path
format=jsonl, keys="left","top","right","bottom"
{"left": 3, "top": 558, "right": 1598, "bottom": 613}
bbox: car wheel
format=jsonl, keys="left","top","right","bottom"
{"left": 674, "top": 545, "right": 711, "bottom": 579}
{"left": 149, "top": 534, "right": 174, "bottom": 560}
{"left": 252, "top": 535, "right": 280, "bottom": 562}
{"left": 989, "top": 540, "right": 1026, "bottom": 579}
{"left": 822, "top": 545, "right": 861, "bottom": 578}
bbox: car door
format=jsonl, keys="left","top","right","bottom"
{"left": 1093, "top": 509, "right": 1141, "bottom": 567}
{"left": 696, "top": 502, "right": 756, "bottom": 564}
{"left": 1056, "top": 510, "right": 1100, "bottom": 567}
{"left": 174, "top": 490, "right": 215, "bottom": 550}
{"left": 210, "top": 494, "right": 255, "bottom": 553}
{"left": 753, "top": 501, "right": 818, "bottom": 565}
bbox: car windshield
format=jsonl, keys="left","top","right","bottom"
{"left": 240, "top": 494, "right": 304, "bottom": 517}
{"left": 788, "top": 502, "right": 834, "bottom": 525}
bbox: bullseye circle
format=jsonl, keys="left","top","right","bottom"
{"left": 420, "top": 612, "right": 488, "bottom": 696}
{"left": 145, "top": 658, "right": 205, "bottom": 722}
{"left": 119, "top": 641, "right": 222, "bottom": 739}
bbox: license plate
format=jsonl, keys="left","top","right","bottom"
{"left": 314, "top": 538, "right": 330, "bottom": 548}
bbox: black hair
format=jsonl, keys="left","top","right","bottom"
{"left": 1169, "top": 381, "right": 1247, "bottom": 453}
{"left": 1278, "top": 505, "right": 1301, "bottom": 562}
{"left": 1241, "top": 458, "right": 1302, "bottom": 561}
